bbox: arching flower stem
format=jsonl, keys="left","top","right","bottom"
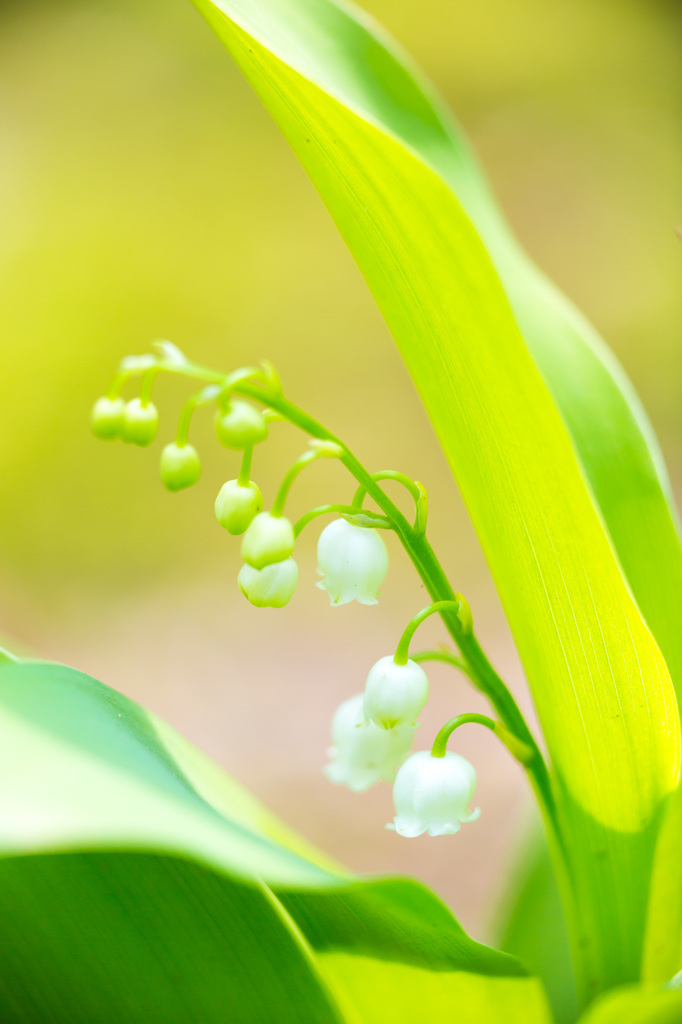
{"left": 174, "top": 385, "right": 221, "bottom": 447}
{"left": 115, "top": 353, "right": 558, "bottom": 838}
{"left": 271, "top": 450, "right": 320, "bottom": 517}
{"left": 394, "top": 601, "right": 463, "bottom": 666}
{"left": 294, "top": 505, "right": 391, "bottom": 538}
{"left": 353, "top": 471, "right": 428, "bottom": 533}
{"left": 271, "top": 443, "right": 343, "bottom": 518}
{"left": 411, "top": 648, "right": 475, "bottom": 685}
{"left": 431, "top": 713, "right": 534, "bottom": 766}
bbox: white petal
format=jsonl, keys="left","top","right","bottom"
{"left": 324, "top": 694, "right": 415, "bottom": 791}
{"left": 363, "top": 657, "right": 429, "bottom": 729}
{"left": 316, "top": 520, "right": 388, "bottom": 606}
{"left": 390, "top": 817, "right": 425, "bottom": 838}
{"left": 390, "top": 750, "right": 479, "bottom": 839}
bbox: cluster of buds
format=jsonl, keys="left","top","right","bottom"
{"left": 91, "top": 395, "right": 159, "bottom": 447}
{"left": 91, "top": 344, "right": 498, "bottom": 840}
{"left": 90, "top": 346, "right": 393, "bottom": 615}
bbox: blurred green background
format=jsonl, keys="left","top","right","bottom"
{"left": 1, "top": 0, "right": 680, "bottom": 938}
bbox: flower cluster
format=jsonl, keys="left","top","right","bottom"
{"left": 325, "top": 623, "right": 480, "bottom": 837}
{"left": 91, "top": 344, "right": 488, "bottom": 840}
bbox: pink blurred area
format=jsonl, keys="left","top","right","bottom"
{"left": 0, "top": 0, "right": 680, "bottom": 940}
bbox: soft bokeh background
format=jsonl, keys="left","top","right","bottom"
{"left": 1, "top": 0, "right": 680, "bottom": 940}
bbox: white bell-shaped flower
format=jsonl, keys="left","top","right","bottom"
{"left": 324, "top": 694, "right": 415, "bottom": 792}
{"left": 316, "top": 519, "right": 389, "bottom": 606}
{"left": 363, "top": 656, "right": 429, "bottom": 730}
{"left": 238, "top": 557, "right": 298, "bottom": 608}
{"left": 387, "top": 749, "right": 480, "bottom": 837}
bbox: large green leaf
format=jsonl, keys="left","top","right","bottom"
{"left": 577, "top": 986, "right": 682, "bottom": 1024}
{"left": 191, "top": 0, "right": 681, "bottom": 998}
{"left": 0, "top": 658, "right": 550, "bottom": 1022}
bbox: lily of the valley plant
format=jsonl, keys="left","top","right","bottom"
{"left": 1, "top": 2, "right": 681, "bottom": 1024}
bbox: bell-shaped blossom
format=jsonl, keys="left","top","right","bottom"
{"left": 91, "top": 396, "right": 126, "bottom": 440}
{"left": 241, "top": 512, "right": 295, "bottom": 570}
{"left": 387, "top": 750, "right": 480, "bottom": 837}
{"left": 215, "top": 480, "right": 263, "bottom": 535}
{"left": 316, "top": 519, "right": 389, "bottom": 606}
{"left": 160, "top": 443, "right": 202, "bottom": 491}
{"left": 363, "top": 656, "right": 428, "bottom": 730}
{"left": 238, "top": 557, "right": 298, "bottom": 608}
{"left": 122, "top": 399, "right": 159, "bottom": 447}
{"left": 324, "top": 694, "right": 415, "bottom": 792}
{"left": 215, "top": 400, "right": 268, "bottom": 450}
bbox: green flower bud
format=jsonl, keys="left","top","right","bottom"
{"left": 215, "top": 401, "right": 268, "bottom": 450}
{"left": 91, "top": 396, "right": 126, "bottom": 440}
{"left": 241, "top": 512, "right": 295, "bottom": 569}
{"left": 122, "top": 399, "right": 159, "bottom": 447}
{"left": 215, "top": 479, "right": 263, "bottom": 535}
{"left": 238, "top": 558, "right": 298, "bottom": 608}
{"left": 160, "top": 443, "right": 202, "bottom": 491}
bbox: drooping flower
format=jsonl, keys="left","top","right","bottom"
{"left": 238, "top": 557, "right": 298, "bottom": 608}
{"left": 215, "top": 400, "right": 268, "bottom": 449}
{"left": 363, "top": 656, "right": 429, "bottom": 729}
{"left": 316, "top": 519, "right": 388, "bottom": 606}
{"left": 215, "top": 479, "right": 263, "bottom": 535}
{"left": 91, "top": 396, "right": 126, "bottom": 440}
{"left": 159, "top": 443, "right": 202, "bottom": 491}
{"left": 241, "top": 512, "right": 295, "bottom": 569}
{"left": 324, "top": 694, "right": 415, "bottom": 792}
{"left": 121, "top": 398, "right": 159, "bottom": 447}
{"left": 387, "top": 750, "right": 480, "bottom": 837}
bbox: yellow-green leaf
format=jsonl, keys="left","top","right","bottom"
{"left": 0, "top": 658, "right": 549, "bottom": 1022}
{"left": 191, "top": 0, "right": 681, "bottom": 998}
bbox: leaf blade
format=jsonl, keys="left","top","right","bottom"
{"left": 0, "top": 658, "right": 549, "bottom": 1022}
{"left": 191, "top": 0, "right": 680, "bottom": 994}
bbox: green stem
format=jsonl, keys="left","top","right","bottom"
{"left": 230, "top": 386, "right": 555, "bottom": 816}
{"left": 136, "top": 360, "right": 557, "bottom": 833}
{"left": 271, "top": 450, "right": 320, "bottom": 517}
{"left": 394, "top": 601, "right": 462, "bottom": 665}
{"left": 106, "top": 372, "right": 128, "bottom": 400}
{"left": 294, "top": 505, "right": 391, "bottom": 538}
{"left": 238, "top": 445, "right": 253, "bottom": 487}
{"left": 353, "top": 470, "right": 421, "bottom": 505}
{"left": 432, "top": 713, "right": 497, "bottom": 757}
{"left": 431, "top": 713, "right": 533, "bottom": 765}
{"left": 176, "top": 396, "right": 197, "bottom": 447}
{"left": 411, "top": 647, "right": 472, "bottom": 681}
{"left": 353, "top": 471, "right": 428, "bottom": 532}
{"left": 139, "top": 368, "right": 159, "bottom": 407}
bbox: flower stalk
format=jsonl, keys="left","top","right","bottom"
{"left": 95, "top": 350, "right": 558, "bottom": 841}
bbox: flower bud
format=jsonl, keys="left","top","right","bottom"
{"left": 91, "top": 396, "right": 126, "bottom": 440}
{"left": 122, "top": 399, "right": 159, "bottom": 447}
{"left": 324, "top": 694, "right": 415, "bottom": 792}
{"left": 363, "top": 656, "right": 428, "bottom": 730}
{"left": 241, "top": 512, "right": 295, "bottom": 569}
{"left": 215, "top": 480, "right": 263, "bottom": 535}
{"left": 160, "top": 443, "right": 201, "bottom": 491}
{"left": 215, "top": 401, "right": 268, "bottom": 450}
{"left": 316, "top": 519, "right": 388, "bottom": 606}
{"left": 387, "top": 750, "right": 480, "bottom": 837}
{"left": 238, "top": 558, "right": 298, "bottom": 608}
